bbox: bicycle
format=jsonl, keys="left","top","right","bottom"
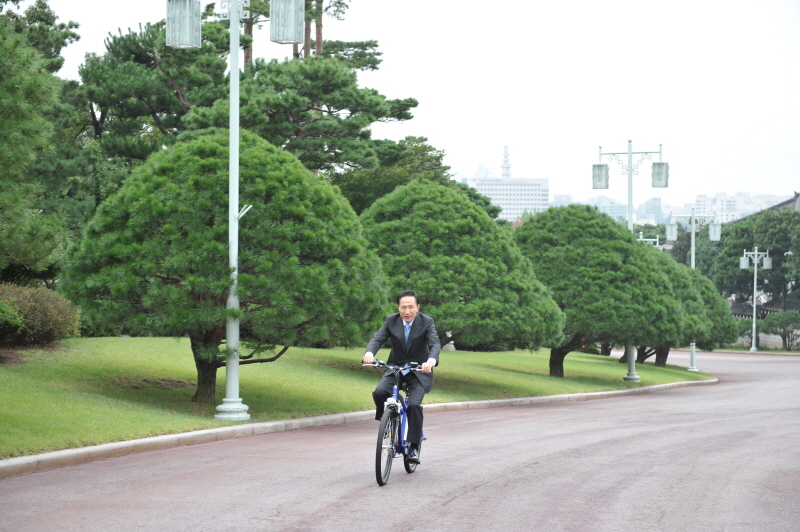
{"left": 364, "top": 361, "right": 426, "bottom": 486}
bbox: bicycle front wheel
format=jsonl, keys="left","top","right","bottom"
{"left": 375, "top": 409, "right": 397, "bottom": 486}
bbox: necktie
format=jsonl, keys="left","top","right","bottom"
{"left": 402, "top": 323, "right": 411, "bottom": 375}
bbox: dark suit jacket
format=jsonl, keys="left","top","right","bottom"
{"left": 365, "top": 312, "right": 441, "bottom": 393}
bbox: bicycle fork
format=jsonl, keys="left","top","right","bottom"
{"left": 390, "top": 384, "right": 419, "bottom": 457}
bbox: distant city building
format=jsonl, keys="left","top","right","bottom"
{"left": 459, "top": 147, "right": 549, "bottom": 222}
{"left": 550, "top": 194, "right": 574, "bottom": 207}
{"left": 692, "top": 192, "right": 794, "bottom": 223}
{"left": 585, "top": 195, "right": 627, "bottom": 222}
{"left": 638, "top": 197, "right": 666, "bottom": 224}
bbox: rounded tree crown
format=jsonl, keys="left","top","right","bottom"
{"left": 62, "top": 128, "right": 387, "bottom": 349}
{"left": 361, "top": 179, "right": 563, "bottom": 351}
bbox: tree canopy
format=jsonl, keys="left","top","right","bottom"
{"left": 0, "top": 15, "right": 60, "bottom": 182}
{"left": 360, "top": 179, "right": 564, "bottom": 351}
{"left": 0, "top": 0, "right": 79, "bottom": 74}
{"left": 761, "top": 311, "right": 800, "bottom": 350}
{"left": 329, "top": 136, "right": 500, "bottom": 219}
{"left": 514, "top": 205, "right": 679, "bottom": 376}
{"left": 184, "top": 57, "right": 418, "bottom": 172}
{"left": 79, "top": 19, "right": 229, "bottom": 161}
{"left": 61, "top": 129, "right": 387, "bottom": 404}
{"left": 0, "top": 13, "right": 66, "bottom": 281}
{"left": 713, "top": 209, "right": 800, "bottom": 308}
{"left": 633, "top": 245, "right": 694, "bottom": 365}
{"left": 690, "top": 268, "right": 738, "bottom": 350}
{"left": 633, "top": 245, "right": 735, "bottom": 365}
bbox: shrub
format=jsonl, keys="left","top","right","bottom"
{"left": 78, "top": 314, "right": 123, "bottom": 338}
{"left": 0, "top": 284, "right": 80, "bottom": 345}
{"left": 0, "top": 300, "right": 23, "bottom": 340}
{"left": 761, "top": 311, "right": 800, "bottom": 350}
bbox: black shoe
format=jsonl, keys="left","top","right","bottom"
{"left": 407, "top": 445, "right": 420, "bottom": 464}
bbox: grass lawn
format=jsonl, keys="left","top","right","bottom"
{"left": 0, "top": 337, "right": 713, "bottom": 459}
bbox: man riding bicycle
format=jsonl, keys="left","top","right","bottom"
{"left": 362, "top": 290, "right": 441, "bottom": 464}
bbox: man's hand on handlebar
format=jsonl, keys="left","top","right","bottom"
{"left": 421, "top": 361, "right": 433, "bottom": 373}
{"left": 362, "top": 353, "right": 375, "bottom": 365}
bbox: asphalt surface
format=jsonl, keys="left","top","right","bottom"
{"left": 1, "top": 350, "right": 798, "bottom": 532}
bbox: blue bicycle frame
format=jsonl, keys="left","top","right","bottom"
{"left": 387, "top": 381, "right": 423, "bottom": 457}
{"left": 368, "top": 361, "right": 425, "bottom": 485}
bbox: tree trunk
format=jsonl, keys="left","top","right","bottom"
{"left": 293, "top": 43, "right": 300, "bottom": 59}
{"left": 600, "top": 342, "right": 612, "bottom": 356}
{"left": 549, "top": 347, "right": 569, "bottom": 377}
{"left": 636, "top": 346, "right": 656, "bottom": 364}
{"left": 192, "top": 356, "right": 218, "bottom": 404}
{"left": 189, "top": 328, "right": 225, "bottom": 404}
{"left": 303, "top": 18, "right": 311, "bottom": 58}
{"left": 244, "top": 18, "right": 253, "bottom": 68}
{"left": 315, "top": 0, "right": 323, "bottom": 56}
{"left": 654, "top": 345, "right": 670, "bottom": 367}
{"left": 619, "top": 348, "right": 628, "bottom": 364}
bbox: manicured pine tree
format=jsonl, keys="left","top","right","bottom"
{"left": 360, "top": 179, "right": 564, "bottom": 352}
{"left": 61, "top": 129, "right": 387, "bottom": 404}
{"left": 514, "top": 205, "right": 678, "bottom": 377}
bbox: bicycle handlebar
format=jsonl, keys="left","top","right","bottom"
{"left": 362, "top": 361, "right": 423, "bottom": 372}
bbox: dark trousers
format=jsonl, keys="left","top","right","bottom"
{"left": 372, "top": 371, "right": 425, "bottom": 444}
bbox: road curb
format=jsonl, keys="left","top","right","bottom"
{"left": 0, "top": 378, "right": 717, "bottom": 479}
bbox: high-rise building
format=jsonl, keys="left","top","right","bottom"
{"left": 459, "top": 147, "right": 549, "bottom": 221}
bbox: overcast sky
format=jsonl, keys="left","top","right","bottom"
{"left": 16, "top": 0, "right": 800, "bottom": 207}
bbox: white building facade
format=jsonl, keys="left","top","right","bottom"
{"left": 458, "top": 147, "right": 549, "bottom": 222}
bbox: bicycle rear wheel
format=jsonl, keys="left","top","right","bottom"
{"left": 375, "top": 410, "right": 397, "bottom": 486}
{"left": 403, "top": 430, "right": 419, "bottom": 473}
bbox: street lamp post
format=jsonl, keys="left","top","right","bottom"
{"left": 666, "top": 208, "right": 720, "bottom": 371}
{"left": 213, "top": 0, "right": 253, "bottom": 421}
{"left": 593, "top": 140, "right": 669, "bottom": 382}
{"left": 167, "top": 0, "right": 303, "bottom": 420}
{"left": 740, "top": 248, "right": 772, "bottom": 352}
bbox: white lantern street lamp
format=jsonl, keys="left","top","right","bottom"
{"left": 594, "top": 141, "right": 667, "bottom": 232}
{"left": 592, "top": 140, "right": 667, "bottom": 382}
{"left": 592, "top": 164, "right": 610, "bottom": 189}
{"left": 651, "top": 162, "right": 670, "bottom": 188}
{"left": 166, "top": 0, "right": 202, "bottom": 49}
{"left": 740, "top": 247, "right": 771, "bottom": 352}
{"left": 270, "top": 0, "right": 305, "bottom": 44}
{"left": 167, "top": 0, "right": 304, "bottom": 421}
{"left": 666, "top": 208, "right": 720, "bottom": 371}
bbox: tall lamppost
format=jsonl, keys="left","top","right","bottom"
{"left": 740, "top": 248, "right": 772, "bottom": 352}
{"left": 592, "top": 140, "right": 669, "bottom": 382}
{"left": 665, "top": 208, "right": 720, "bottom": 371}
{"left": 167, "top": 0, "right": 304, "bottom": 420}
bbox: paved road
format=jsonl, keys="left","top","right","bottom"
{"left": 1, "top": 351, "right": 798, "bottom": 532}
